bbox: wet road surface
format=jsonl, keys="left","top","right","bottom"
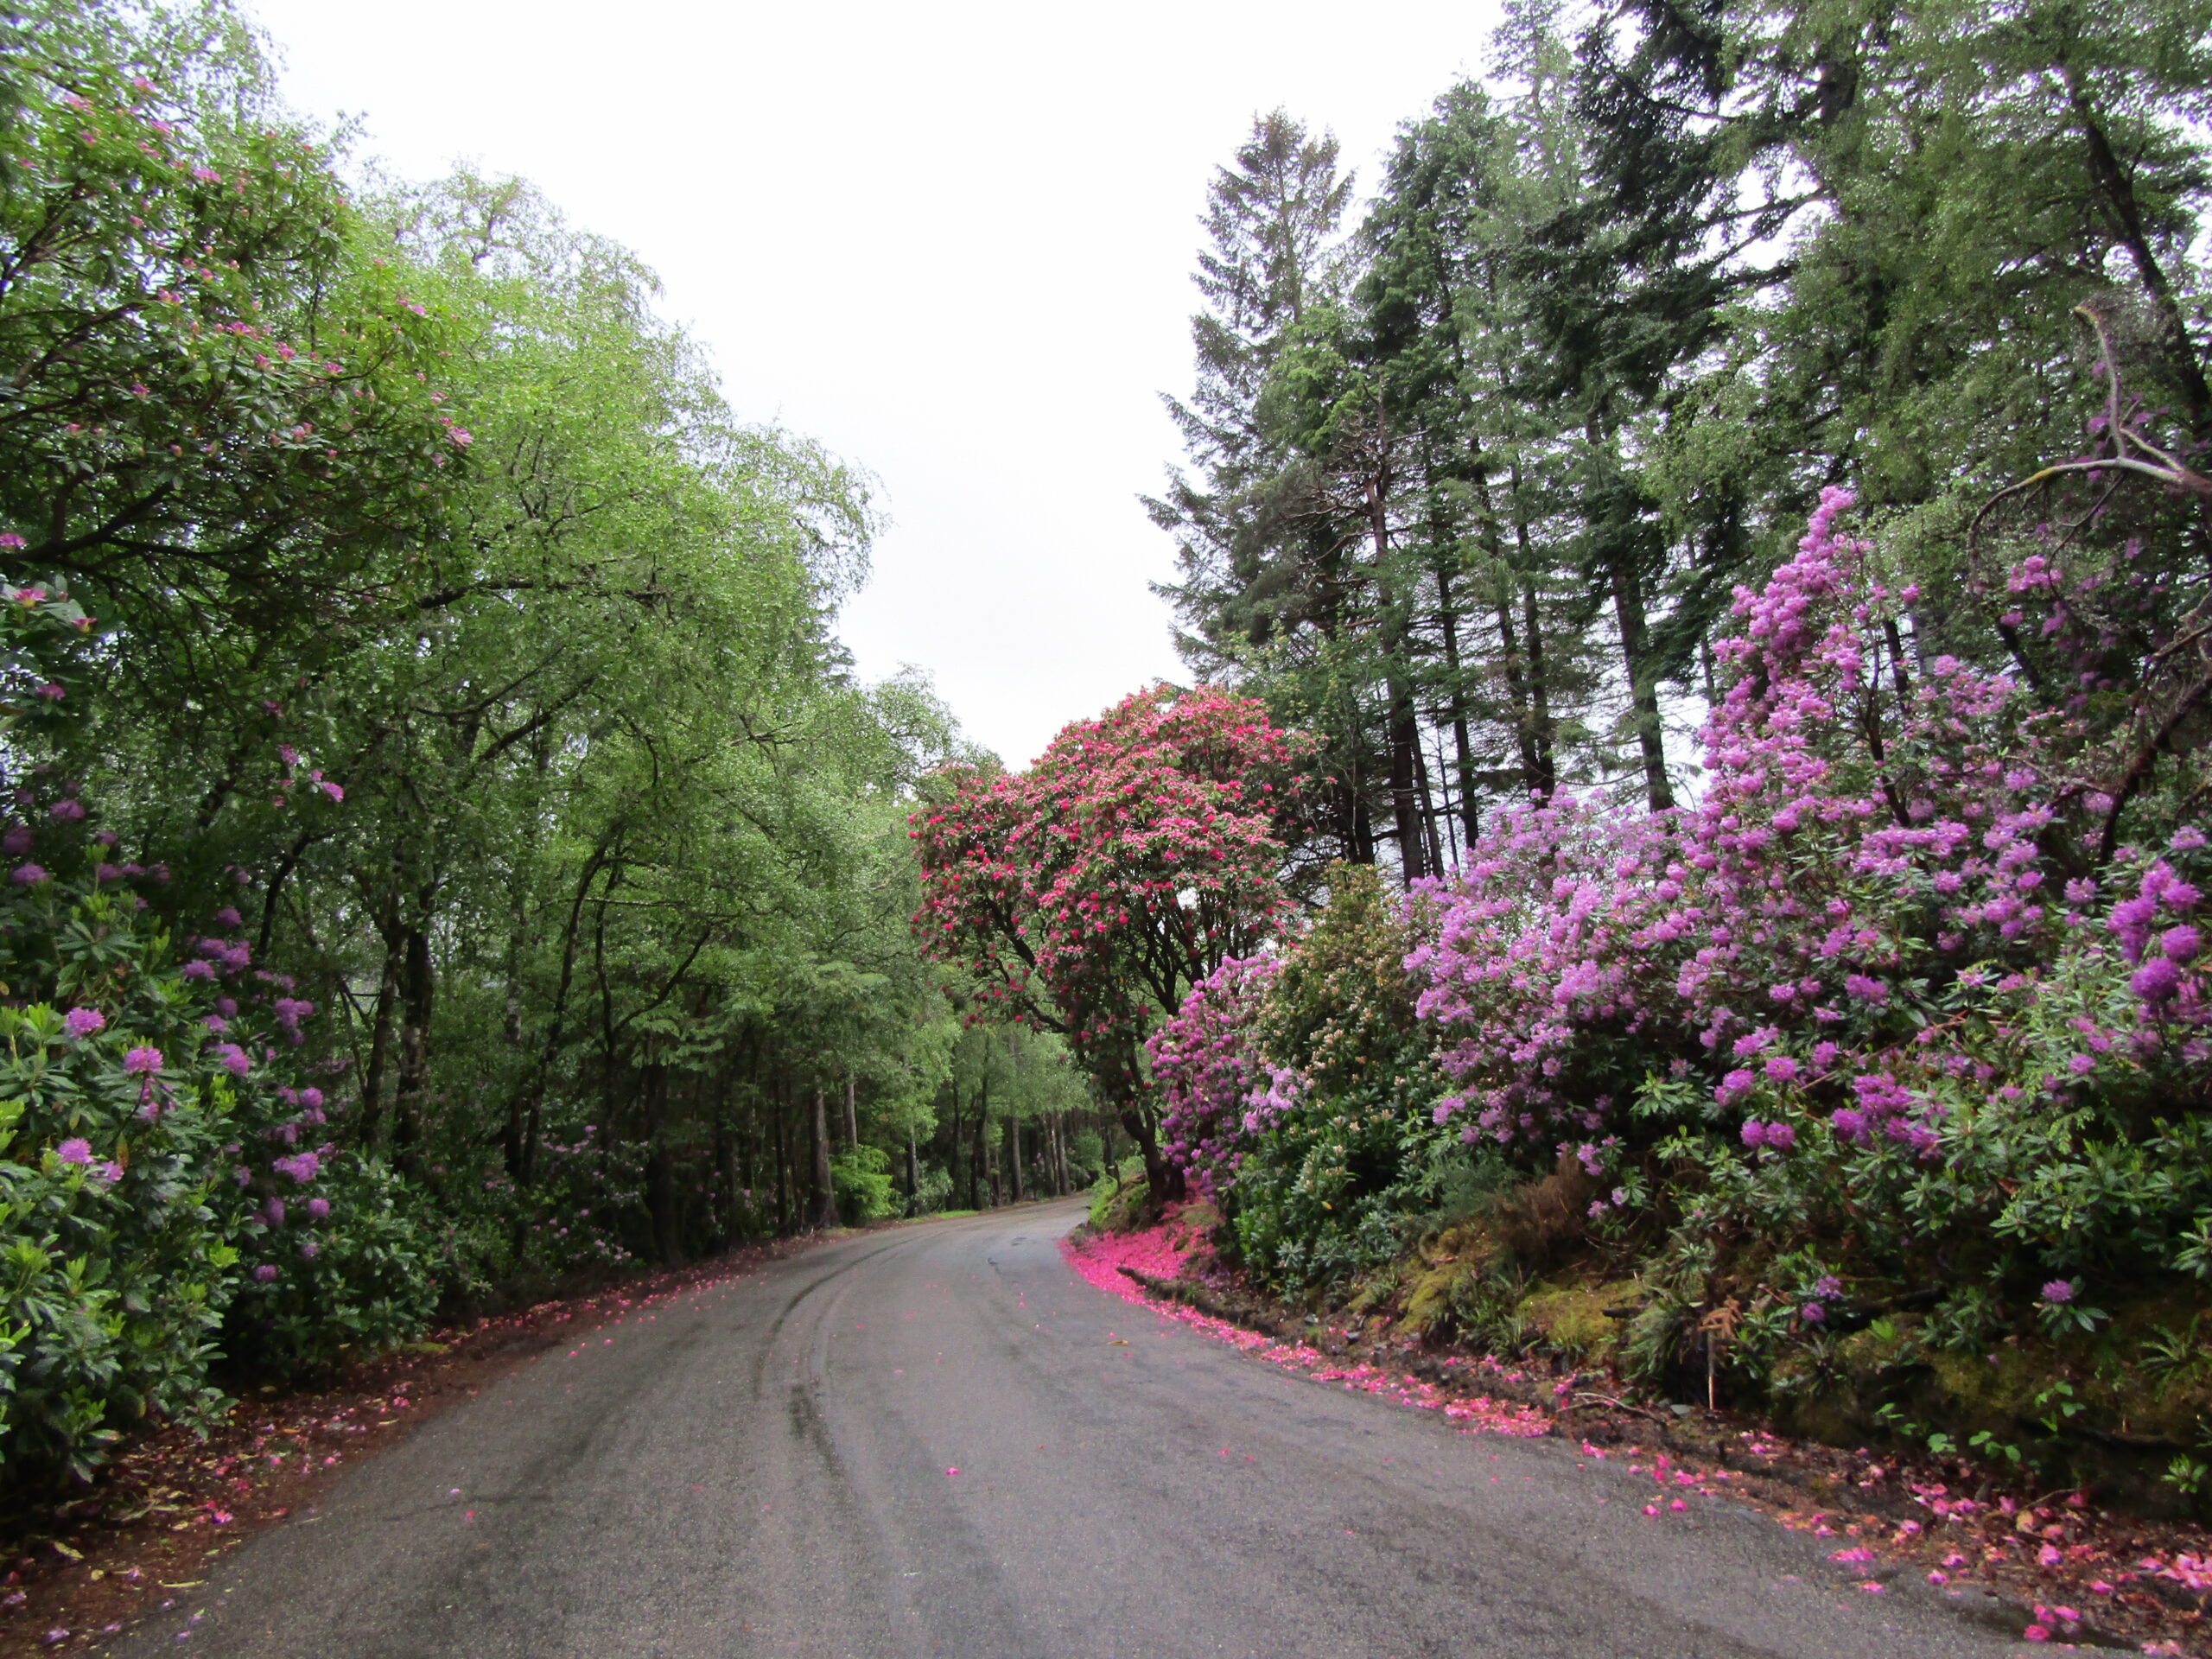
{"left": 111, "top": 1200, "right": 2045, "bottom": 1657}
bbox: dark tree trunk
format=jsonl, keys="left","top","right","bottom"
{"left": 713, "top": 1077, "right": 737, "bottom": 1248}
{"left": 1434, "top": 561, "right": 1482, "bottom": 852}
{"left": 773, "top": 1081, "right": 791, "bottom": 1234}
{"left": 971, "top": 1075, "right": 991, "bottom": 1208}
{"left": 357, "top": 929, "right": 400, "bottom": 1152}
{"left": 810, "top": 1085, "right": 837, "bottom": 1230}
{"left": 1385, "top": 668, "right": 1428, "bottom": 883}
{"left": 1608, "top": 549, "right": 1675, "bottom": 811}
{"left": 2060, "top": 65, "right": 2212, "bottom": 435}
{"left": 1006, "top": 1116, "right": 1024, "bottom": 1203}
{"left": 1120, "top": 1107, "right": 1183, "bottom": 1205}
{"left": 1508, "top": 461, "right": 1559, "bottom": 803}
{"left": 1520, "top": 575, "right": 1558, "bottom": 800}
{"left": 1412, "top": 740, "right": 1446, "bottom": 876}
{"left": 391, "top": 913, "right": 435, "bottom": 1173}
{"left": 642, "top": 1061, "right": 682, "bottom": 1263}
{"left": 906, "top": 1125, "right": 922, "bottom": 1214}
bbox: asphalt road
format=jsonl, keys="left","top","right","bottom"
{"left": 111, "top": 1201, "right": 2049, "bottom": 1658}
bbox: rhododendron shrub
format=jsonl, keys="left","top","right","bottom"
{"left": 1148, "top": 866, "right": 1450, "bottom": 1286}
{"left": 1147, "top": 954, "right": 1284, "bottom": 1197}
{"left": 913, "top": 684, "right": 1313, "bottom": 1198}
{"left": 0, "top": 598, "right": 434, "bottom": 1484}
{"left": 1398, "top": 488, "right": 2210, "bottom": 1369}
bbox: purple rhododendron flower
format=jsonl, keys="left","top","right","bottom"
{"left": 10, "top": 862, "right": 48, "bottom": 885}
{"left": 213, "top": 906, "right": 242, "bottom": 929}
{"left": 2133, "top": 957, "right": 2182, "bottom": 1005}
{"left": 1843, "top": 973, "right": 1890, "bottom": 1003}
{"left": 122, "top": 1046, "right": 162, "bottom": 1074}
{"left": 1740, "top": 1120, "right": 1768, "bottom": 1148}
{"left": 214, "top": 1043, "right": 251, "bottom": 1076}
{"left": 2162, "top": 925, "right": 2202, "bottom": 963}
{"left": 1715, "top": 1068, "right": 1757, "bottom": 1108}
{"left": 299, "top": 1240, "right": 319, "bottom": 1260}
{"left": 2040, "top": 1279, "right": 2075, "bottom": 1305}
{"left": 1814, "top": 1275, "right": 1843, "bottom": 1300}
{"left": 306, "top": 1197, "right": 330, "bottom": 1220}
{"left": 1802, "top": 1303, "right": 1826, "bottom": 1324}
{"left": 181, "top": 958, "right": 215, "bottom": 981}
{"left": 47, "top": 799, "right": 84, "bottom": 821}
{"left": 1764, "top": 1122, "right": 1796, "bottom": 1151}
{"left": 54, "top": 1137, "right": 92, "bottom": 1165}
{"left": 64, "top": 1006, "right": 104, "bottom": 1038}
{"left": 1831, "top": 1108, "right": 1867, "bottom": 1143}
{"left": 253, "top": 1264, "right": 278, "bottom": 1283}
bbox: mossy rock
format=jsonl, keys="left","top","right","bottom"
{"left": 1521, "top": 1279, "right": 1640, "bottom": 1364}
{"left": 1089, "top": 1175, "right": 1151, "bottom": 1233}
{"left": 1391, "top": 1224, "right": 1505, "bottom": 1338}
{"left": 1832, "top": 1313, "right": 1919, "bottom": 1380}
{"left": 1348, "top": 1271, "right": 1402, "bottom": 1317}
{"left": 1175, "top": 1198, "right": 1223, "bottom": 1235}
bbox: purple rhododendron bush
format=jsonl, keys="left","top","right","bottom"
{"left": 1150, "top": 483, "right": 2212, "bottom": 1513}
{"left": 0, "top": 592, "right": 440, "bottom": 1487}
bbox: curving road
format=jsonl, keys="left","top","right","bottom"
{"left": 111, "top": 1202, "right": 2041, "bottom": 1657}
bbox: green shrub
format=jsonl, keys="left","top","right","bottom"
{"left": 831, "top": 1145, "right": 897, "bottom": 1224}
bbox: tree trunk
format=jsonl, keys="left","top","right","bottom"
{"left": 2060, "top": 64, "right": 2212, "bottom": 436}
{"left": 642, "top": 1061, "right": 682, "bottom": 1263}
{"left": 1385, "top": 668, "right": 1428, "bottom": 883}
{"left": 1508, "top": 461, "right": 1559, "bottom": 803}
{"left": 713, "top": 1077, "right": 737, "bottom": 1248}
{"left": 391, "top": 916, "right": 435, "bottom": 1173}
{"left": 357, "top": 931, "right": 400, "bottom": 1152}
{"left": 1006, "top": 1116, "right": 1024, "bottom": 1203}
{"left": 1412, "top": 739, "right": 1446, "bottom": 876}
{"left": 773, "top": 1081, "right": 791, "bottom": 1234}
{"left": 810, "top": 1085, "right": 837, "bottom": 1230}
{"left": 906, "top": 1125, "right": 922, "bottom": 1215}
{"left": 1608, "top": 548, "right": 1675, "bottom": 811}
{"left": 948, "top": 1096, "right": 964, "bottom": 1210}
{"left": 1433, "top": 561, "right": 1483, "bottom": 851}
{"left": 844, "top": 1076, "right": 858, "bottom": 1149}
{"left": 971, "top": 1075, "right": 991, "bottom": 1208}
{"left": 1120, "top": 1106, "right": 1183, "bottom": 1205}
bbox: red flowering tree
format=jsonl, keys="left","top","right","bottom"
{"left": 912, "top": 684, "right": 1313, "bottom": 1199}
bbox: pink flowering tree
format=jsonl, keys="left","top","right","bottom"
{"left": 913, "top": 684, "right": 1313, "bottom": 1200}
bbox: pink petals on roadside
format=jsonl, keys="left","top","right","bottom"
{"left": 1059, "top": 1226, "right": 1548, "bottom": 1438}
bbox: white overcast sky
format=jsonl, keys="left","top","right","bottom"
{"left": 245, "top": 0, "right": 1502, "bottom": 768}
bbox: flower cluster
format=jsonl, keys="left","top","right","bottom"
{"left": 1147, "top": 955, "right": 1287, "bottom": 1194}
